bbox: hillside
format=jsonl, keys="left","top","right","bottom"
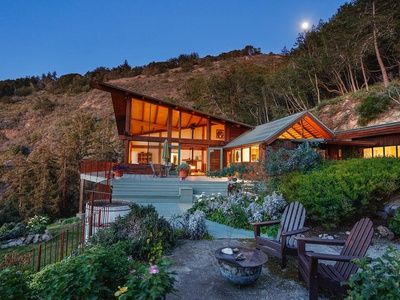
{"left": 1, "top": 52, "right": 399, "bottom": 155}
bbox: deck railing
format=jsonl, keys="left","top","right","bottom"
{"left": 79, "top": 159, "right": 115, "bottom": 180}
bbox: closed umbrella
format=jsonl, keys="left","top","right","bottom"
{"left": 162, "top": 139, "right": 170, "bottom": 163}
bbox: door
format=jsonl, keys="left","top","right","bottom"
{"left": 207, "top": 147, "right": 223, "bottom": 172}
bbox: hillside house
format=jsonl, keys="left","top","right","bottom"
{"left": 92, "top": 81, "right": 400, "bottom": 171}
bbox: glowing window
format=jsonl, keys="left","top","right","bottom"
{"left": 251, "top": 146, "right": 259, "bottom": 162}
{"left": 363, "top": 148, "right": 373, "bottom": 158}
{"left": 242, "top": 148, "right": 250, "bottom": 162}
{"left": 373, "top": 147, "right": 384, "bottom": 157}
{"left": 233, "top": 149, "right": 241, "bottom": 163}
{"left": 385, "top": 146, "right": 397, "bottom": 157}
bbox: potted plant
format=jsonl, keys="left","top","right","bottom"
{"left": 177, "top": 163, "right": 190, "bottom": 180}
{"left": 112, "top": 165, "right": 125, "bottom": 178}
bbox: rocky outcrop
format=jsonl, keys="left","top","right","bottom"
{"left": 0, "top": 230, "right": 52, "bottom": 249}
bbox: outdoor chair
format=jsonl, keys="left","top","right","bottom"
{"left": 252, "top": 202, "right": 309, "bottom": 268}
{"left": 297, "top": 218, "right": 373, "bottom": 300}
{"left": 150, "top": 162, "right": 159, "bottom": 177}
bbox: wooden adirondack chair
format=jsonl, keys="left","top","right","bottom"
{"left": 297, "top": 218, "right": 373, "bottom": 300}
{"left": 253, "top": 202, "right": 309, "bottom": 268}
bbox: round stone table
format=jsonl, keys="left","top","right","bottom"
{"left": 215, "top": 246, "right": 268, "bottom": 285}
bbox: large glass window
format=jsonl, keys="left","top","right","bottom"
{"left": 363, "top": 148, "right": 373, "bottom": 158}
{"left": 385, "top": 146, "right": 397, "bottom": 157}
{"left": 374, "top": 147, "right": 384, "bottom": 157}
{"left": 363, "top": 146, "right": 400, "bottom": 158}
{"left": 233, "top": 149, "right": 241, "bottom": 163}
{"left": 242, "top": 148, "right": 250, "bottom": 162}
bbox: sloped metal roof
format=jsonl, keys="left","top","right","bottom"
{"left": 224, "top": 111, "right": 334, "bottom": 148}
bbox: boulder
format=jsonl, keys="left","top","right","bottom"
{"left": 41, "top": 232, "right": 51, "bottom": 242}
{"left": 376, "top": 225, "right": 395, "bottom": 240}
{"left": 384, "top": 196, "right": 400, "bottom": 217}
{"left": 33, "top": 234, "right": 40, "bottom": 244}
{"left": 25, "top": 234, "right": 34, "bottom": 244}
{"left": 0, "top": 238, "right": 24, "bottom": 248}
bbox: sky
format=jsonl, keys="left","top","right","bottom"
{"left": 0, "top": 0, "right": 348, "bottom": 80}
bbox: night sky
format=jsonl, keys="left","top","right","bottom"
{"left": 0, "top": 0, "right": 348, "bottom": 79}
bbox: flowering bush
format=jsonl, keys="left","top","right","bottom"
{"left": 27, "top": 215, "right": 49, "bottom": 234}
{"left": 115, "top": 260, "right": 175, "bottom": 300}
{"left": 170, "top": 210, "right": 208, "bottom": 240}
{"left": 190, "top": 191, "right": 286, "bottom": 235}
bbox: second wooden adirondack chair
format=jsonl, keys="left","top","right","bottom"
{"left": 297, "top": 218, "right": 374, "bottom": 300}
{"left": 253, "top": 202, "right": 309, "bottom": 268}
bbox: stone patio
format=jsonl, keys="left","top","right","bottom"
{"left": 166, "top": 239, "right": 311, "bottom": 300}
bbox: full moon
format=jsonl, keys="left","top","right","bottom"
{"left": 301, "top": 21, "right": 310, "bottom": 31}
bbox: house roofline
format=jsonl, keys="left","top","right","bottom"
{"left": 90, "top": 80, "right": 253, "bottom": 129}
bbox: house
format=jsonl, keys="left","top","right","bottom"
{"left": 92, "top": 81, "right": 400, "bottom": 171}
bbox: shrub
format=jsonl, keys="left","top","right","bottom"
{"left": 33, "top": 98, "right": 56, "bottom": 113}
{"left": 27, "top": 215, "right": 49, "bottom": 234}
{"left": 347, "top": 247, "right": 400, "bottom": 300}
{"left": 0, "top": 222, "right": 27, "bottom": 241}
{"left": 92, "top": 204, "right": 175, "bottom": 260}
{"left": 280, "top": 158, "right": 400, "bottom": 229}
{"left": 0, "top": 267, "right": 31, "bottom": 300}
{"left": 115, "top": 260, "right": 176, "bottom": 300}
{"left": 30, "top": 244, "right": 130, "bottom": 299}
{"left": 389, "top": 210, "right": 400, "bottom": 236}
{"left": 266, "top": 142, "right": 321, "bottom": 176}
{"left": 190, "top": 191, "right": 284, "bottom": 237}
{"left": 357, "top": 92, "right": 391, "bottom": 126}
{"left": 207, "top": 163, "right": 249, "bottom": 178}
{"left": 171, "top": 210, "right": 208, "bottom": 240}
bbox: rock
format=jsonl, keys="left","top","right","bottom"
{"left": 1, "top": 238, "right": 23, "bottom": 248}
{"left": 33, "top": 234, "right": 40, "bottom": 244}
{"left": 221, "top": 248, "right": 233, "bottom": 255}
{"left": 384, "top": 197, "right": 400, "bottom": 217}
{"left": 319, "top": 234, "right": 334, "bottom": 240}
{"left": 41, "top": 232, "right": 51, "bottom": 242}
{"left": 25, "top": 234, "right": 34, "bottom": 244}
{"left": 376, "top": 225, "right": 395, "bottom": 240}
{"left": 345, "top": 231, "right": 351, "bottom": 235}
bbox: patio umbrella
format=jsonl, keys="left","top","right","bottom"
{"left": 162, "top": 139, "right": 170, "bottom": 163}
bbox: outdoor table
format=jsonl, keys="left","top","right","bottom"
{"left": 215, "top": 246, "right": 268, "bottom": 285}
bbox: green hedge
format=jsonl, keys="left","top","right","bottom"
{"left": 279, "top": 158, "right": 400, "bottom": 229}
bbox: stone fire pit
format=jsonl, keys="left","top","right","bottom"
{"left": 215, "top": 246, "right": 268, "bottom": 285}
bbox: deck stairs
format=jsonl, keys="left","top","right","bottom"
{"left": 111, "top": 175, "right": 228, "bottom": 205}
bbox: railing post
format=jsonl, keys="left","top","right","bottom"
{"left": 65, "top": 230, "right": 69, "bottom": 257}
{"left": 60, "top": 231, "right": 65, "bottom": 260}
{"left": 36, "top": 244, "right": 42, "bottom": 272}
{"left": 81, "top": 220, "right": 85, "bottom": 247}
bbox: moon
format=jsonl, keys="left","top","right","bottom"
{"left": 301, "top": 21, "right": 310, "bottom": 31}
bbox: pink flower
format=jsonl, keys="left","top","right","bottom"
{"left": 148, "top": 264, "right": 159, "bottom": 274}
{"left": 127, "top": 256, "right": 133, "bottom": 261}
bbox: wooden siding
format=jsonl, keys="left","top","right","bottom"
{"left": 351, "top": 133, "right": 400, "bottom": 147}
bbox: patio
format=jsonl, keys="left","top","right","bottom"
{"left": 166, "top": 238, "right": 400, "bottom": 300}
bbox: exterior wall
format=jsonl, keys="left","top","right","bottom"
{"left": 352, "top": 133, "right": 400, "bottom": 147}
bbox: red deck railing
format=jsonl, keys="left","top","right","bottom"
{"left": 79, "top": 159, "right": 115, "bottom": 180}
